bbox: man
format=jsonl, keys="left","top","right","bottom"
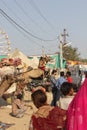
{"left": 57, "top": 82, "right": 75, "bottom": 110}
{"left": 66, "top": 71, "right": 73, "bottom": 83}
{"left": 56, "top": 71, "right": 67, "bottom": 100}
{"left": 50, "top": 69, "right": 58, "bottom": 106}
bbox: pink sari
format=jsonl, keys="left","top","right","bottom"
{"left": 66, "top": 78, "right": 87, "bottom": 130}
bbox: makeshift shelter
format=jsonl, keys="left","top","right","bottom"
{"left": 8, "top": 48, "right": 31, "bottom": 69}
{"left": 28, "top": 56, "right": 39, "bottom": 69}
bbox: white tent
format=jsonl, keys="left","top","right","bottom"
{"left": 8, "top": 48, "right": 31, "bottom": 68}
{"left": 29, "top": 56, "right": 39, "bottom": 69}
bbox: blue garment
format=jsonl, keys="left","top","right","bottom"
{"left": 56, "top": 77, "right": 67, "bottom": 89}
{"left": 55, "top": 77, "right": 67, "bottom": 101}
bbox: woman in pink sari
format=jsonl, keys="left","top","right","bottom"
{"left": 29, "top": 89, "right": 66, "bottom": 130}
{"left": 66, "top": 74, "right": 87, "bottom": 130}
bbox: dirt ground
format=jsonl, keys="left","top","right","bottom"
{"left": 0, "top": 91, "right": 52, "bottom": 130}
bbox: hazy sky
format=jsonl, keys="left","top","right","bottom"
{"left": 0, "top": 0, "right": 87, "bottom": 58}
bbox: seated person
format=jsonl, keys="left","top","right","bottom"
{"left": 29, "top": 89, "right": 66, "bottom": 130}
{"left": 11, "top": 93, "right": 32, "bottom": 118}
{"left": 57, "top": 82, "right": 75, "bottom": 110}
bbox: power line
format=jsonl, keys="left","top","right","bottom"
{"left": 1, "top": 0, "right": 39, "bottom": 38}
{"left": 0, "top": 9, "right": 57, "bottom": 42}
{"left": 0, "top": 10, "right": 44, "bottom": 48}
{"left": 28, "top": 0, "right": 57, "bottom": 33}
{"left": 14, "top": 0, "right": 53, "bottom": 35}
{"left": 1, "top": 0, "right": 29, "bottom": 28}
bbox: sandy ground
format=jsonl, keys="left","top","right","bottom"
{"left": 0, "top": 91, "right": 52, "bottom": 130}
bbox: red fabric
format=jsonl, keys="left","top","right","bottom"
{"left": 32, "top": 107, "right": 66, "bottom": 130}
{"left": 67, "top": 77, "right": 73, "bottom": 83}
{"left": 38, "top": 66, "right": 45, "bottom": 71}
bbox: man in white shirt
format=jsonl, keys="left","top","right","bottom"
{"left": 57, "top": 82, "right": 75, "bottom": 110}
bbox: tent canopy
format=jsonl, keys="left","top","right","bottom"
{"left": 8, "top": 48, "right": 31, "bottom": 68}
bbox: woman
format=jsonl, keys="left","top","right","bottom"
{"left": 29, "top": 89, "right": 66, "bottom": 130}
{"left": 66, "top": 74, "right": 87, "bottom": 130}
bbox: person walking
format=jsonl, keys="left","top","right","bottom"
{"left": 50, "top": 70, "right": 58, "bottom": 106}
{"left": 56, "top": 71, "right": 67, "bottom": 101}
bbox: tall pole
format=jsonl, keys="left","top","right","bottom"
{"left": 42, "top": 46, "right": 45, "bottom": 57}
{"left": 59, "top": 34, "right": 63, "bottom": 69}
{"left": 59, "top": 29, "right": 69, "bottom": 70}
{"left": 61, "top": 28, "right": 68, "bottom": 45}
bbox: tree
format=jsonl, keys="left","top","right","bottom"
{"left": 63, "top": 45, "right": 80, "bottom": 61}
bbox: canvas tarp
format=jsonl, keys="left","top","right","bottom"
{"left": 8, "top": 48, "right": 39, "bottom": 69}
{"left": 8, "top": 48, "right": 31, "bottom": 68}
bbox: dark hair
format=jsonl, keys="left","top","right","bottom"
{"left": 51, "top": 69, "right": 57, "bottom": 75}
{"left": 84, "top": 71, "right": 87, "bottom": 78}
{"left": 66, "top": 71, "right": 71, "bottom": 76}
{"left": 17, "top": 94, "right": 23, "bottom": 100}
{"left": 60, "top": 71, "right": 64, "bottom": 76}
{"left": 31, "top": 89, "right": 47, "bottom": 108}
{"left": 60, "top": 82, "right": 73, "bottom": 96}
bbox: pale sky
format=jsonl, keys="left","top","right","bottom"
{"left": 0, "top": 0, "right": 87, "bottom": 58}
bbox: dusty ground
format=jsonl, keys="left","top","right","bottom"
{"left": 0, "top": 91, "right": 52, "bottom": 130}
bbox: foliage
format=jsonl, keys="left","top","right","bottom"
{"left": 63, "top": 45, "right": 80, "bottom": 61}
{"left": 80, "top": 58, "right": 87, "bottom": 62}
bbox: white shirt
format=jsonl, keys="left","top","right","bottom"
{"left": 57, "top": 95, "right": 74, "bottom": 110}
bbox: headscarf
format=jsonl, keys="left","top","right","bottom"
{"left": 66, "top": 78, "right": 87, "bottom": 130}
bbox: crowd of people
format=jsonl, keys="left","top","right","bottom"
{"left": 1, "top": 66, "right": 87, "bottom": 130}
{"left": 50, "top": 70, "right": 74, "bottom": 107}
{"left": 28, "top": 70, "right": 87, "bottom": 130}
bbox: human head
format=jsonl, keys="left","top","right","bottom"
{"left": 51, "top": 69, "right": 57, "bottom": 75}
{"left": 17, "top": 94, "right": 23, "bottom": 100}
{"left": 60, "top": 71, "right": 65, "bottom": 77}
{"left": 31, "top": 89, "right": 47, "bottom": 108}
{"left": 66, "top": 71, "right": 71, "bottom": 77}
{"left": 61, "top": 82, "right": 74, "bottom": 96}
